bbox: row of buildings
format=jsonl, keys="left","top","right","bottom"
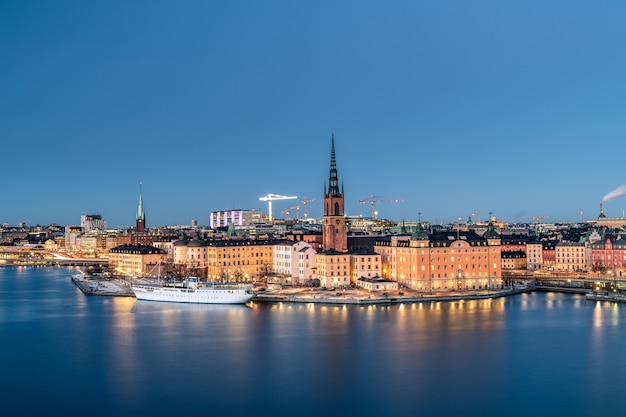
{"left": 4, "top": 135, "right": 626, "bottom": 291}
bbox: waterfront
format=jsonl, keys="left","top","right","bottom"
{"left": 2, "top": 266, "right": 626, "bottom": 417}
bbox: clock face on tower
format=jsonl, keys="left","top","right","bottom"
{"left": 336, "top": 219, "right": 340, "bottom": 224}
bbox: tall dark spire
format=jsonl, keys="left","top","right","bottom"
{"left": 328, "top": 132, "right": 341, "bottom": 197}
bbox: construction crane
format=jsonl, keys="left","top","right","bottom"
{"left": 358, "top": 196, "right": 403, "bottom": 219}
{"left": 281, "top": 210, "right": 290, "bottom": 219}
{"left": 259, "top": 194, "right": 297, "bottom": 222}
{"left": 290, "top": 205, "right": 301, "bottom": 220}
{"left": 301, "top": 197, "right": 316, "bottom": 219}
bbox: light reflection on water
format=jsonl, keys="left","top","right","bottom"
{"left": 2, "top": 267, "right": 626, "bottom": 417}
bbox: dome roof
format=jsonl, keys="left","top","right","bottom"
{"left": 188, "top": 238, "right": 207, "bottom": 247}
{"left": 173, "top": 237, "right": 190, "bottom": 246}
{"left": 411, "top": 222, "right": 429, "bottom": 241}
{"left": 483, "top": 222, "right": 500, "bottom": 239}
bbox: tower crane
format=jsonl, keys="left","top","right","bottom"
{"left": 358, "top": 196, "right": 403, "bottom": 219}
{"left": 259, "top": 194, "right": 297, "bottom": 222}
{"left": 290, "top": 205, "right": 301, "bottom": 220}
{"left": 301, "top": 197, "right": 316, "bottom": 219}
{"left": 281, "top": 210, "right": 290, "bottom": 220}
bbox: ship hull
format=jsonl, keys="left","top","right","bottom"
{"left": 132, "top": 284, "right": 256, "bottom": 304}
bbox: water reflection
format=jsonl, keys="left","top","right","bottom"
{"left": 5, "top": 267, "right": 626, "bottom": 416}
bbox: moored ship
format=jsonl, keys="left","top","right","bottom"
{"left": 131, "top": 277, "right": 256, "bottom": 304}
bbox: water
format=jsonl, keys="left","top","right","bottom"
{"left": 1, "top": 266, "right": 625, "bottom": 416}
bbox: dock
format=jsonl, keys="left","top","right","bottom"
{"left": 71, "top": 274, "right": 135, "bottom": 297}
{"left": 253, "top": 287, "right": 529, "bottom": 305}
{"left": 585, "top": 292, "right": 626, "bottom": 303}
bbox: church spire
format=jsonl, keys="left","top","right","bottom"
{"left": 327, "top": 132, "right": 341, "bottom": 197}
{"left": 135, "top": 183, "right": 146, "bottom": 233}
{"left": 136, "top": 183, "right": 145, "bottom": 221}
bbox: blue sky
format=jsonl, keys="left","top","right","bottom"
{"left": 2, "top": 1, "right": 626, "bottom": 228}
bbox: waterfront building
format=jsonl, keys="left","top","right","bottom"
{"left": 206, "top": 239, "right": 276, "bottom": 282}
{"left": 316, "top": 134, "right": 351, "bottom": 287}
{"left": 350, "top": 247, "right": 382, "bottom": 283}
{"left": 171, "top": 234, "right": 209, "bottom": 277}
{"left": 374, "top": 221, "right": 502, "bottom": 292}
{"left": 541, "top": 240, "right": 557, "bottom": 269}
{"left": 501, "top": 250, "right": 527, "bottom": 270}
{"left": 273, "top": 240, "right": 316, "bottom": 285}
{"left": 526, "top": 241, "right": 543, "bottom": 270}
{"left": 555, "top": 241, "right": 586, "bottom": 272}
{"left": 315, "top": 251, "right": 351, "bottom": 287}
{"left": 108, "top": 244, "right": 166, "bottom": 277}
{"left": 589, "top": 238, "right": 626, "bottom": 277}
{"left": 357, "top": 276, "right": 398, "bottom": 292}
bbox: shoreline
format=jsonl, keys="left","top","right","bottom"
{"left": 252, "top": 286, "right": 533, "bottom": 305}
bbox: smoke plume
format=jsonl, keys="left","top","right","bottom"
{"left": 602, "top": 185, "right": 626, "bottom": 202}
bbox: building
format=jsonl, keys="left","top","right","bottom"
{"left": 501, "top": 250, "right": 527, "bottom": 270}
{"left": 374, "top": 221, "right": 502, "bottom": 292}
{"left": 589, "top": 238, "right": 626, "bottom": 277}
{"left": 526, "top": 241, "right": 543, "bottom": 270}
{"left": 206, "top": 239, "right": 277, "bottom": 282}
{"left": 136, "top": 185, "right": 146, "bottom": 233}
{"left": 81, "top": 214, "right": 107, "bottom": 232}
{"left": 172, "top": 234, "right": 210, "bottom": 277}
{"left": 316, "top": 134, "right": 351, "bottom": 287}
{"left": 321, "top": 134, "right": 347, "bottom": 253}
{"left": 595, "top": 203, "right": 626, "bottom": 228}
{"left": 273, "top": 240, "right": 316, "bottom": 285}
{"left": 209, "top": 209, "right": 263, "bottom": 229}
{"left": 555, "top": 241, "right": 586, "bottom": 272}
{"left": 64, "top": 226, "right": 83, "bottom": 252}
{"left": 108, "top": 244, "right": 166, "bottom": 277}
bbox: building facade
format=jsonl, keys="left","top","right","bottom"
{"left": 108, "top": 244, "right": 166, "bottom": 277}
{"left": 374, "top": 223, "right": 502, "bottom": 292}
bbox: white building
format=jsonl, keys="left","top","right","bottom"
{"left": 273, "top": 240, "right": 316, "bottom": 285}
{"left": 210, "top": 209, "right": 263, "bottom": 229}
{"left": 81, "top": 214, "right": 107, "bottom": 232}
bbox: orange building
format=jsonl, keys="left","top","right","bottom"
{"left": 375, "top": 222, "right": 502, "bottom": 292}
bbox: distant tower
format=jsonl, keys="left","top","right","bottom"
{"left": 598, "top": 203, "right": 606, "bottom": 219}
{"left": 322, "top": 133, "right": 347, "bottom": 252}
{"left": 136, "top": 184, "right": 146, "bottom": 233}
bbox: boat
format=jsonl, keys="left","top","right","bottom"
{"left": 585, "top": 291, "right": 626, "bottom": 303}
{"left": 131, "top": 277, "right": 257, "bottom": 304}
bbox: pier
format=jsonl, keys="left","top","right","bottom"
{"left": 71, "top": 274, "right": 135, "bottom": 297}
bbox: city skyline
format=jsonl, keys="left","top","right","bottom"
{"left": 3, "top": 1, "right": 626, "bottom": 227}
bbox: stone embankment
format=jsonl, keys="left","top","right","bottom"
{"left": 71, "top": 274, "right": 135, "bottom": 297}
{"left": 254, "top": 287, "right": 531, "bottom": 305}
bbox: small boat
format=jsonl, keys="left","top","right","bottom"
{"left": 131, "top": 277, "right": 256, "bottom": 304}
{"left": 585, "top": 291, "right": 626, "bottom": 303}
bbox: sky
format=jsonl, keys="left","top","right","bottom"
{"left": 2, "top": 1, "right": 626, "bottom": 228}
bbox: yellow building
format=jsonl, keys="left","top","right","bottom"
{"left": 555, "top": 242, "right": 586, "bottom": 272}
{"left": 206, "top": 239, "right": 276, "bottom": 282}
{"left": 375, "top": 222, "right": 502, "bottom": 292}
{"left": 108, "top": 244, "right": 167, "bottom": 277}
{"left": 315, "top": 251, "right": 351, "bottom": 287}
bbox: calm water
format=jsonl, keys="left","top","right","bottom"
{"left": 1, "top": 266, "right": 625, "bottom": 417}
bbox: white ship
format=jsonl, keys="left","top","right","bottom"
{"left": 131, "top": 277, "right": 256, "bottom": 304}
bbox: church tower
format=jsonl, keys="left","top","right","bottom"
{"left": 322, "top": 133, "right": 347, "bottom": 252}
{"left": 136, "top": 184, "right": 146, "bottom": 233}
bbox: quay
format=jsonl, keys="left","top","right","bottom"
{"left": 71, "top": 274, "right": 135, "bottom": 297}
{"left": 252, "top": 287, "right": 531, "bottom": 305}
